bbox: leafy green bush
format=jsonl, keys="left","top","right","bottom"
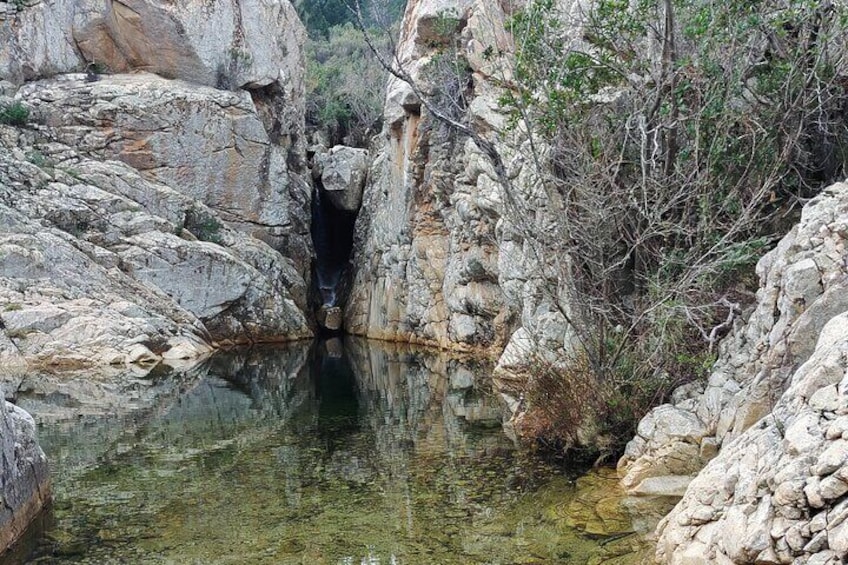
{"left": 183, "top": 209, "right": 225, "bottom": 245}
{"left": 305, "top": 23, "right": 388, "bottom": 146}
{"left": 0, "top": 102, "right": 29, "bottom": 126}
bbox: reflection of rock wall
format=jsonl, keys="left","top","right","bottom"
{"left": 207, "top": 343, "right": 313, "bottom": 418}
{"left": 0, "top": 400, "right": 50, "bottom": 554}
{"left": 346, "top": 337, "right": 506, "bottom": 456}
{"left": 28, "top": 342, "right": 312, "bottom": 485}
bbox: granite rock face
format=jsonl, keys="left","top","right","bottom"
{"left": 0, "top": 121, "right": 311, "bottom": 368}
{"left": 345, "top": 0, "right": 522, "bottom": 352}
{"left": 620, "top": 183, "right": 848, "bottom": 497}
{"left": 18, "top": 73, "right": 312, "bottom": 273}
{"left": 1, "top": 0, "right": 305, "bottom": 100}
{"left": 0, "top": 400, "right": 50, "bottom": 553}
{"left": 0, "top": 0, "right": 313, "bottom": 367}
{"left": 345, "top": 0, "right": 582, "bottom": 451}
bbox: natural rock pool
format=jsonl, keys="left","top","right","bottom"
{"left": 9, "top": 338, "right": 655, "bottom": 564}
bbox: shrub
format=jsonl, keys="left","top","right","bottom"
{"left": 0, "top": 102, "right": 29, "bottom": 126}
{"left": 305, "top": 23, "right": 388, "bottom": 146}
{"left": 183, "top": 209, "right": 225, "bottom": 245}
{"left": 496, "top": 0, "right": 848, "bottom": 455}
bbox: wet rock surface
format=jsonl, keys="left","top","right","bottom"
{"left": 0, "top": 400, "right": 50, "bottom": 554}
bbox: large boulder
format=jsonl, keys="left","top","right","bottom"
{"left": 0, "top": 400, "right": 50, "bottom": 553}
{"left": 317, "top": 145, "right": 369, "bottom": 212}
{"left": 72, "top": 0, "right": 305, "bottom": 93}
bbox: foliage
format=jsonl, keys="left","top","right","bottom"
{"left": 183, "top": 209, "right": 225, "bottom": 245}
{"left": 0, "top": 102, "right": 29, "bottom": 126}
{"left": 495, "top": 0, "right": 848, "bottom": 453}
{"left": 296, "top": 0, "right": 406, "bottom": 39}
{"left": 305, "top": 23, "right": 389, "bottom": 146}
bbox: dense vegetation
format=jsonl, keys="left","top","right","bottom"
{"left": 497, "top": 0, "right": 848, "bottom": 456}
{"left": 296, "top": 0, "right": 406, "bottom": 145}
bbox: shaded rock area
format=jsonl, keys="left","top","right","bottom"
{"left": 308, "top": 144, "right": 366, "bottom": 330}
{"left": 0, "top": 400, "right": 49, "bottom": 554}
{"left": 616, "top": 183, "right": 848, "bottom": 563}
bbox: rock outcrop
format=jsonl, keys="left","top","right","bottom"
{"left": 345, "top": 0, "right": 522, "bottom": 352}
{"left": 617, "top": 182, "right": 848, "bottom": 562}
{"left": 0, "top": 0, "right": 311, "bottom": 557}
{"left": 1, "top": 0, "right": 305, "bottom": 96}
{"left": 0, "top": 0, "right": 313, "bottom": 368}
{"left": 0, "top": 121, "right": 311, "bottom": 367}
{"left": 0, "top": 400, "right": 50, "bottom": 553}
{"left": 315, "top": 145, "right": 369, "bottom": 212}
{"left": 18, "top": 73, "right": 312, "bottom": 271}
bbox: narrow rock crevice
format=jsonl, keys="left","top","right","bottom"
{"left": 310, "top": 179, "right": 357, "bottom": 333}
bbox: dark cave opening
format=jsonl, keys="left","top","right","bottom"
{"left": 310, "top": 180, "right": 358, "bottom": 333}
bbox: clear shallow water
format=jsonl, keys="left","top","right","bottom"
{"left": 12, "top": 338, "right": 650, "bottom": 564}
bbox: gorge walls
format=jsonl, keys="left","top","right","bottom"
{"left": 346, "top": 0, "right": 542, "bottom": 356}
{"left": 0, "top": 0, "right": 314, "bottom": 368}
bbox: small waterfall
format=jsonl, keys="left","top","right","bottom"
{"left": 310, "top": 181, "right": 357, "bottom": 329}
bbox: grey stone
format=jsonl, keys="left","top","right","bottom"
{"left": 0, "top": 401, "right": 50, "bottom": 553}
{"left": 318, "top": 145, "right": 369, "bottom": 212}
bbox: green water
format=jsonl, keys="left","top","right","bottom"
{"left": 14, "top": 338, "right": 650, "bottom": 564}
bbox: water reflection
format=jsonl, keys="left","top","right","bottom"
{"left": 11, "top": 338, "right": 645, "bottom": 564}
